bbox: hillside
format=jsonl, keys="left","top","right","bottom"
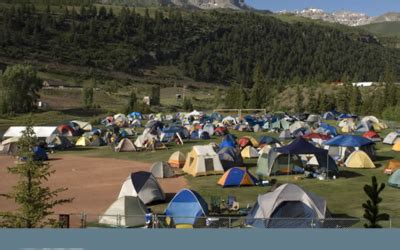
{"left": 360, "top": 22, "right": 400, "bottom": 48}
{"left": 0, "top": 3, "right": 398, "bottom": 88}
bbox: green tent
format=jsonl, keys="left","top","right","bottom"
{"left": 388, "top": 170, "right": 400, "bottom": 188}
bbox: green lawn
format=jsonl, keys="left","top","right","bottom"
{"left": 49, "top": 127, "right": 400, "bottom": 227}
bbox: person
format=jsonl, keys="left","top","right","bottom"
{"left": 145, "top": 208, "right": 153, "bottom": 228}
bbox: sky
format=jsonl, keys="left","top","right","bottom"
{"left": 246, "top": 0, "right": 400, "bottom": 16}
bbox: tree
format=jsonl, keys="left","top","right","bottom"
{"left": 213, "top": 88, "right": 220, "bottom": 108}
{"left": 82, "top": 82, "right": 94, "bottom": 109}
{"left": 150, "top": 86, "right": 160, "bottom": 106}
{"left": 182, "top": 97, "right": 193, "bottom": 111}
{"left": 349, "top": 86, "right": 362, "bottom": 114}
{"left": 248, "top": 65, "right": 266, "bottom": 109}
{"left": 362, "top": 176, "right": 390, "bottom": 228}
{"left": 294, "top": 85, "right": 304, "bottom": 113}
{"left": 124, "top": 90, "right": 137, "bottom": 114}
{"left": 0, "top": 64, "right": 42, "bottom": 114}
{"left": 0, "top": 124, "right": 72, "bottom": 228}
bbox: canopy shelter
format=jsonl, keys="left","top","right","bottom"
{"left": 3, "top": 126, "right": 57, "bottom": 139}
{"left": 324, "top": 135, "right": 375, "bottom": 160}
{"left": 274, "top": 137, "right": 335, "bottom": 176}
{"left": 246, "top": 184, "right": 328, "bottom": 228}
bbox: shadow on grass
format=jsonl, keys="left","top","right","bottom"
{"left": 374, "top": 155, "right": 393, "bottom": 161}
{"left": 339, "top": 170, "right": 363, "bottom": 178}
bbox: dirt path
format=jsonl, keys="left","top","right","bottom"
{"left": 0, "top": 155, "right": 188, "bottom": 216}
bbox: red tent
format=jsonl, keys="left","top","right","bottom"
{"left": 214, "top": 127, "right": 228, "bottom": 136}
{"left": 238, "top": 137, "right": 251, "bottom": 148}
{"left": 57, "top": 124, "right": 75, "bottom": 136}
{"left": 362, "top": 131, "right": 381, "bottom": 142}
{"left": 302, "top": 133, "right": 331, "bottom": 141}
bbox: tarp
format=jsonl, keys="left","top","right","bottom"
{"left": 164, "top": 189, "right": 208, "bottom": 226}
{"left": 3, "top": 126, "right": 57, "bottom": 138}
{"left": 276, "top": 137, "right": 327, "bottom": 155}
{"left": 324, "top": 135, "right": 374, "bottom": 147}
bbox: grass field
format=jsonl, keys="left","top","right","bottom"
{"left": 48, "top": 127, "right": 400, "bottom": 227}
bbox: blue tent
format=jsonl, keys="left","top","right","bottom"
{"left": 164, "top": 189, "right": 208, "bottom": 225}
{"left": 220, "top": 134, "right": 237, "bottom": 147}
{"left": 218, "top": 167, "right": 258, "bottom": 187}
{"left": 218, "top": 146, "right": 243, "bottom": 171}
{"left": 323, "top": 112, "right": 336, "bottom": 120}
{"left": 319, "top": 123, "right": 338, "bottom": 136}
{"left": 220, "top": 140, "right": 236, "bottom": 149}
{"left": 324, "top": 135, "right": 374, "bottom": 147}
{"left": 128, "top": 112, "right": 143, "bottom": 120}
{"left": 259, "top": 136, "right": 281, "bottom": 146}
{"left": 200, "top": 131, "right": 211, "bottom": 140}
{"left": 338, "top": 113, "right": 355, "bottom": 120}
{"left": 190, "top": 130, "right": 199, "bottom": 139}
{"left": 33, "top": 146, "right": 48, "bottom": 161}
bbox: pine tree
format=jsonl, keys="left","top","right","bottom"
{"left": 349, "top": 86, "right": 362, "bottom": 114}
{"left": 150, "top": 86, "right": 160, "bottom": 106}
{"left": 0, "top": 124, "right": 72, "bottom": 228}
{"left": 362, "top": 176, "right": 390, "bottom": 228}
{"left": 124, "top": 90, "right": 137, "bottom": 114}
{"left": 294, "top": 85, "right": 304, "bottom": 113}
{"left": 182, "top": 97, "right": 193, "bottom": 111}
{"left": 82, "top": 81, "right": 94, "bottom": 109}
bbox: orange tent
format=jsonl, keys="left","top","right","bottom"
{"left": 384, "top": 160, "right": 400, "bottom": 175}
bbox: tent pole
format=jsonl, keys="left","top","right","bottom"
{"left": 287, "top": 153, "right": 290, "bottom": 182}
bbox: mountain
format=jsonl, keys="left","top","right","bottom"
{"left": 278, "top": 8, "right": 400, "bottom": 27}
{"left": 98, "top": 0, "right": 247, "bottom": 9}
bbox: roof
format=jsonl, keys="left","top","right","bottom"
{"left": 3, "top": 126, "right": 57, "bottom": 138}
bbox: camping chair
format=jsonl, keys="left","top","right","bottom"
{"left": 226, "top": 195, "right": 240, "bottom": 211}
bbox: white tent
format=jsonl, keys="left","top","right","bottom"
{"left": 99, "top": 196, "right": 146, "bottom": 228}
{"left": 3, "top": 126, "right": 57, "bottom": 138}
{"left": 383, "top": 132, "right": 400, "bottom": 145}
{"left": 71, "top": 120, "right": 92, "bottom": 132}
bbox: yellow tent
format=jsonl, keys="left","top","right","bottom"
{"left": 341, "top": 125, "right": 353, "bottom": 133}
{"left": 384, "top": 160, "right": 400, "bottom": 175}
{"left": 392, "top": 142, "right": 400, "bottom": 152}
{"left": 243, "top": 136, "right": 259, "bottom": 148}
{"left": 345, "top": 150, "right": 376, "bottom": 169}
{"left": 168, "top": 151, "right": 186, "bottom": 168}
{"left": 241, "top": 146, "right": 259, "bottom": 159}
{"left": 75, "top": 137, "right": 91, "bottom": 147}
{"left": 182, "top": 145, "right": 224, "bottom": 177}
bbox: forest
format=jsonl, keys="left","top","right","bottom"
{"left": 0, "top": 2, "right": 399, "bottom": 88}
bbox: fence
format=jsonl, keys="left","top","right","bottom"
{"left": 35, "top": 214, "right": 400, "bottom": 229}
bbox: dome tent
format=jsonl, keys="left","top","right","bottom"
{"left": 164, "top": 189, "right": 208, "bottom": 227}
{"left": 168, "top": 151, "right": 186, "bottom": 168}
{"left": 388, "top": 170, "right": 400, "bottom": 188}
{"left": 115, "top": 138, "right": 136, "bottom": 152}
{"left": 218, "top": 167, "right": 258, "bottom": 187}
{"left": 99, "top": 196, "right": 146, "bottom": 228}
{"left": 344, "top": 150, "right": 376, "bottom": 169}
{"left": 118, "top": 172, "right": 165, "bottom": 204}
{"left": 150, "top": 162, "right": 175, "bottom": 178}
{"left": 246, "top": 184, "right": 327, "bottom": 228}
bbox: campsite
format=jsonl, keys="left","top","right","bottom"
{"left": 1, "top": 111, "right": 400, "bottom": 228}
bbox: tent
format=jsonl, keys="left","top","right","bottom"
{"left": 319, "top": 123, "right": 338, "bottom": 136}
{"left": 258, "top": 136, "right": 281, "bottom": 147}
{"left": 75, "top": 136, "right": 91, "bottom": 147}
{"left": 33, "top": 146, "right": 48, "bottom": 161}
{"left": 222, "top": 116, "right": 237, "bottom": 126}
{"left": 115, "top": 138, "right": 136, "bottom": 152}
{"left": 203, "top": 124, "right": 215, "bottom": 136}
{"left": 57, "top": 124, "right": 75, "bottom": 136}
{"left": 344, "top": 150, "right": 376, "bottom": 169}
{"left": 219, "top": 139, "right": 236, "bottom": 149}
{"left": 323, "top": 112, "right": 336, "bottom": 120}
{"left": 3, "top": 126, "right": 58, "bottom": 138}
{"left": 383, "top": 132, "right": 400, "bottom": 145}
{"left": 384, "top": 160, "right": 400, "bottom": 175}
{"left": 388, "top": 170, "right": 400, "bottom": 188}
{"left": 214, "top": 127, "right": 228, "bottom": 136}
{"left": 218, "top": 167, "right": 258, "bottom": 187}
{"left": 168, "top": 151, "right": 186, "bottom": 168}
{"left": 46, "top": 135, "right": 72, "bottom": 150}
{"left": 362, "top": 131, "right": 381, "bottom": 142}
{"left": 99, "top": 196, "right": 146, "bottom": 228}
{"left": 306, "top": 114, "right": 322, "bottom": 123}
{"left": 0, "top": 137, "right": 19, "bottom": 155}
{"left": 279, "top": 129, "right": 292, "bottom": 140}
{"left": 199, "top": 130, "right": 211, "bottom": 140}
{"left": 218, "top": 147, "right": 243, "bottom": 171}
{"left": 246, "top": 184, "right": 327, "bottom": 228}
{"left": 89, "top": 135, "right": 105, "bottom": 147}
{"left": 118, "top": 172, "right": 165, "bottom": 204}
{"left": 392, "top": 142, "right": 400, "bottom": 152}
{"left": 164, "top": 189, "right": 208, "bottom": 226}
{"left": 70, "top": 120, "right": 92, "bottom": 132}
{"left": 238, "top": 137, "right": 251, "bottom": 148}
{"left": 150, "top": 162, "right": 175, "bottom": 178}
{"left": 241, "top": 146, "right": 259, "bottom": 159}
{"left": 257, "top": 149, "right": 303, "bottom": 177}
{"left": 289, "top": 121, "right": 308, "bottom": 134}
{"left": 183, "top": 145, "right": 224, "bottom": 176}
